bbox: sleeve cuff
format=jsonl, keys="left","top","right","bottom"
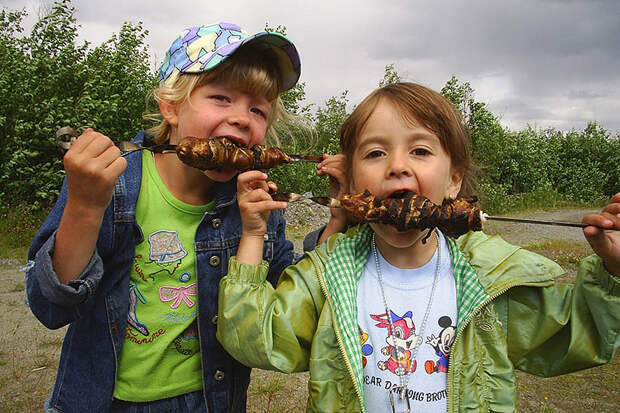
{"left": 227, "top": 256, "right": 270, "bottom": 284}
{"left": 588, "top": 254, "right": 620, "bottom": 296}
{"left": 34, "top": 232, "right": 103, "bottom": 306}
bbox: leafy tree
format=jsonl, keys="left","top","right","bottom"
{"left": 1, "top": 6, "right": 616, "bottom": 210}
{"left": 269, "top": 91, "right": 350, "bottom": 195}
{"left": 0, "top": 0, "right": 156, "bottom": 208}
{"left": 441, "top": 76, "right": 476, "bottom": 125}
{"left": 1, "top": 0, "right": 88, "bottom": 207}
{"left": 313, "top": 90, "right": 350, "bottom": 155}
{"left": 379, "top": 63, "right": 401, "bottom": 87}
{"left": 0, "top": 8, "right": 28, "bottom": 176}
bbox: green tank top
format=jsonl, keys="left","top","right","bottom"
{"left": 114, "top": 151, "right": 213, "bottom": 401}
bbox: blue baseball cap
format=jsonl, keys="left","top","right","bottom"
{"left": 158, "top": 22, "right": 301, "bottom": 91}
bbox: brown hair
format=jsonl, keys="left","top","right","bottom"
{"left": 339, "top": 82, "right": 478, "bottom": 197}
{"left": 146, "top": 43, "right": 293, "bottom": 144}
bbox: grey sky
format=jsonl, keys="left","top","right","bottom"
{"left": 5, "top": 0, "right": 620, "bottom": 134}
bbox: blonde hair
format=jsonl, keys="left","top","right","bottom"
{"left": 339, "top": 82, "right": 478, "bottom": 197}
{"left": 145, "top": 43, "right": 294, "bottom": 144}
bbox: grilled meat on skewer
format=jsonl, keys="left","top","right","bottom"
{"left": 274, "top": 190, "right": 612, "bottom": 233}
{"left": 340, "top": 190, "right": 482, "bottom": 238}
{"left": 176, "top": 136, "right": 291, "bottom": 170}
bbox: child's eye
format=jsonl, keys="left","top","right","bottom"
{"left": 412, "top": 148, "right": 430, "bottom": 156}
{"left": 212, "top": 95, "right": 230, "bottom": 102}
{"left": 365, "top": 150, "right": 385, "bottom": 159}
{"left": 250, "top": 107, "right": 266, "bottom": 118}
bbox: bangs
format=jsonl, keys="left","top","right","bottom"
{"left": 198, "top": 43, "right": 282, "bottom": 102}
{"left": 215, "top": 64, "right": 280, "bottom": 102}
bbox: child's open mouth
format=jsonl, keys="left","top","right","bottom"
{"left": 386, "top": 190, "right": 413, "bottom": 199}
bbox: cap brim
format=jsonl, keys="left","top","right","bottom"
{"left": 240, "top": 32, "right": 301, "bottom": 91}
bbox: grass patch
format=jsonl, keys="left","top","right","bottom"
{"left": 286, "top": 224, "right": 316, "bottom": 241}
{"left": 479, "top": 182, "right": 608, "bottom": 215}
{"left": 39, "top": 337, "right": 63, "bottom": 349}
{"left": 516, "top": 355, "right": 619, "bottom": 412}
{"left": 251, "top": 376, "right": 285, "bottom": 413}
{"left": 523, "top": 238, "right": 587, "bottom": 252}
{"left": 522, "top": 239, "right": 592, "bottom": 282}
{"left": 9, "top": 282, "right": 24, "bottom": 293}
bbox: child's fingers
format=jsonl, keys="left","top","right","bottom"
{"left": 601, "top": 200, "right": 620, "bottom": 217}
{"left": 70, "top": 129, "right": 113, "bottom": 156}
{"left": 266, "top": 181, "right": 278, "bottom": 194}
{"left": 65, "top": 128, "right": 95, "bottom": 153}
{"left": 582, "top": 210, "right": 619, "bottom": 239}
{"left": 317, "top": 154, "right": 344, "bottom": 168}
{"left": 237, "top": 170, "right": 268, "bottom": 193}
{"left": 240, "top": 188, "right": 287, "bottom": 210}
{"left": 105, "top": 156, "right": 128, "bottom": 182}
{"left": 237, "top": 170, "right": 267, "bottom": 185}
{"left": 608, "top": 192, "right": 620, "bottom": 204}
{"left": 252, "top": 199, "right": 288, "bottom": 211}
{"left": 97, "top": 144, "right": 123, "bottom": 168}
{"left": 317, "top": 154, "right": 344, "bottom": 170}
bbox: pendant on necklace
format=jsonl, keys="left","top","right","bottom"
{"left": 390, "top": 387, "right": 411, "bottom": 413}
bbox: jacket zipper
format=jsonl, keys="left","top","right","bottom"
{"left": 446, "top": 280, "right": 553, "bottom": 413}
{"left": 309, "top": 252, "right": 366, "bottom": 413}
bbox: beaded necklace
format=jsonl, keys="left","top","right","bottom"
{"left": 371, "top": 231, "right": 441, "bottom": 413}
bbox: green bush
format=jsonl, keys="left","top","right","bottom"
{"left": 0, "top": 3, "right": 616, "bottom": 212}
{"left": 0, "top": 0, "right": 156, "bottom": 209}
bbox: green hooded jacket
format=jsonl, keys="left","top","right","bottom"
{"left": 217, "top": 225, "right": 619, "bottom": 412}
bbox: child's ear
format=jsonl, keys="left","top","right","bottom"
{"left": 158, "top": 97, "right": 179, "bottom": 127}
{"left": 447, "top": 169, "right": 464, "bottom": 200}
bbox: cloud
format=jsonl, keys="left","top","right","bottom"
{"left": 3, "top": 0, "right": 619, "bottom": 134}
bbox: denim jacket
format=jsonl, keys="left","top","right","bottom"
{"left": 25, "top": 131, "right": 297, "bottom": 413}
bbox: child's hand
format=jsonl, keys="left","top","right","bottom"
{"left": 237, "top": 170, "right": 287, "bottom": 238}
{"left": 53, "top": 128, "right": 126, "bottom": 283}
{"left": 317, "top": 154, "right": 349, "bottom": 239}
{"left": 582, "top": 192, "right": 620, "bottom": 275}
{"left": 63, "top": 128, "right": 127, "bottom": 214}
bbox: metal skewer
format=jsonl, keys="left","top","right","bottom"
{"left": 271, "top": 193, "right": 341, "bottom": 207}
{"left": 482, "top": 214, "right": 588, "bottom": 229}
{"left": 56, "top": 127, "right": 323, "bottom": 161}
{"left": 287, "top": 154, "right": 324, "bottom": 163}
{"left": 273, "top": 192, "right": 617, "bottom": 231}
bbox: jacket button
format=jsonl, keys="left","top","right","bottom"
{"left": 211, "top": 218, "right": 221, "bottom": 229}
{"left": 214, "top": 370, "right": 225, "bottom": 381}
{"left": 209, "top": 255, "right": 220, "bottom": 266}
{"left": 211, "top": 314, "right": 218, "bottom": 324}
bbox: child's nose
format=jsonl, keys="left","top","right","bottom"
{"left": 228, "top": 108, "right": 250, "bottom": 129}
{"left": 388, "top": 153, "right": 412, "bottom": 177}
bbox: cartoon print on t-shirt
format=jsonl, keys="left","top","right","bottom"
{"left": 371, "top": 310, "right": 421, "bottom": 376}
{"left": 127, "top": 283, "right": 149, "bottom": 336}
{"left": 425, "top": 316, "right": 456, "bottom": 374}
{"left": 359, "top": 325, "right": 374, "bottom": 368}
{"left": 144, "top": 230, "right": 188, "bottom": 279}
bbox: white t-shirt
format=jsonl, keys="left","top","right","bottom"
{"left": 357, "top": 231, "right": 457, "bottom": 413}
